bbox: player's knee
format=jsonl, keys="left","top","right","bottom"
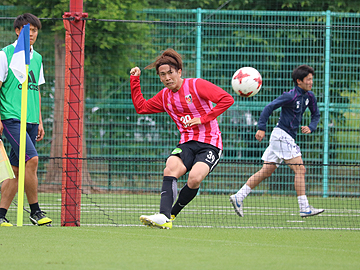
{"left": 300, "top": 165, "right": 306, "bottom": 175}
{"left": 164, "top": 166, "right": 186, "bottom": 178}
{"left": 164, "top": 166, "right": 177, "bottom": 176}
{"left": 187, "top": 173, "right": 204, "bottom": 188}
{"left": 262, "top": 170, "right": 273, "bottom": 178}
{"left": 164, "top": 167, "right": 170, "bottom": 175}
{"left": 187, "top": 180, "right": 201, "bottom": 189}
{"left": 26, "top": 156, "right": 39, "bottom": 169}
{"left": 294, "top": 165, "right": 306, "bottom": 175}
{"left": 261, "top": 164, "right": 277, "bottom": 178}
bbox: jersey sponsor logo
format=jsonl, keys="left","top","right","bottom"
{"left": 171, "top": 148, "right": 182, "bottom": 155}
{"left": 185, "top": 94, "right": 193, "bottom": 104}
{"left": 296, "top": 100, "right": 300, "bottom": 109}
{"left": 17, "top": 70, "right": 38, "bottom": 91}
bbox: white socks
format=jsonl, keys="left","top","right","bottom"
{"left": 235, "top": 184, "right": 252, "bottom": 202}
{"left": 297, "top": 195, "right": 309, "bottom": 212}
{"left": 235, "top": 185, "right": 310, "bottom": 212}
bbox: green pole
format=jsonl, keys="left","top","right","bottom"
{"left": 196, "top": 8, "right": 202, "bottom": 78}
{"left": 196, "top": 8, "right": 202, "bottom": 196}
{"left": 323, "top": 10, "right": 331, "bottom": 198}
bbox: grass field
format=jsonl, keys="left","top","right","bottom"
{"left": 1, "top": 226, "right": 359, "bottom": 270}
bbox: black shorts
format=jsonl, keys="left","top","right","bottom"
{"left": 169, "top": 140, "right": 222, "bottom": 173}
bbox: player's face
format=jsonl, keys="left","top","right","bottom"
{"left": 297, "top": 73, "right": 313, "bottom": 91}
{"left": 158, "top": 65, "right": 183, "bottom": 92}
{"left": 15, "top": 24, "right": 39, "bottom": 46}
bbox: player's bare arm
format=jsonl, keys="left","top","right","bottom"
{"left": 255, "top": 129, "right": 265, "bottom": 142}
{"left": 130, "top": 67, "right": 141, "bottom": 76}
{"left": 301, "top": 126, "right": 311, "bottom": 134}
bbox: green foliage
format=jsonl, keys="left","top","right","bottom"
{"left": 6, "top": 0, "right": 68, "bottom": 31}
{"left": 84, "top": 0, "right": 150, "bottom": 81}
{"left": 147, "top": 0, "right": 360, "bottom": 12}
{"left": 5, "top": 0, "right": 151, "bottom": 98}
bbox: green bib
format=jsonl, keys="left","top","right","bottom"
{"left": 0, "top": 44, "right": 42, "bottom": 123}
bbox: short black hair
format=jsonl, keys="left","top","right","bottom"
{"left": 14, "top": 13, "right": 41, "bottom": 30}
{"left": 292, "top": 65, "right": 314, "bottom": 85}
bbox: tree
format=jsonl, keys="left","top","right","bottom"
{"left": 147, "top": 0, "right": 360, "bottom": 12}
{"left": 5, "top": 0, "right": 150, "bottom": 192}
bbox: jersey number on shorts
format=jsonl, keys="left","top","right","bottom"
{"left": 205, "top": 151, "right": 215, "bottom": 164}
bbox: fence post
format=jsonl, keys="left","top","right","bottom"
{"left": 323, "top": 10, "right": 331, "bottom": 198}
{"left": 62, "top": 0, "right": 88, "bottom": 226}
{"left": 196, "top": 8, "right": 202, "bottom": 78}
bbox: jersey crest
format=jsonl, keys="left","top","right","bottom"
{"left": 185, "top": 94, "right": 193, "bottom": 104}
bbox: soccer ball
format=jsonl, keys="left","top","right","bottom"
{"left": 231, "top": 67, "right": 262, "bottom": 97}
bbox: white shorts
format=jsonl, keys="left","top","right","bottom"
{"left": 261, "top": 127, "right": 301, "bottom": 167}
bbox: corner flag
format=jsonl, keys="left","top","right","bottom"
{"left": 9, "top": 23, "right": 30, "bottom": 83}
{"left": 9, "top": 23, "right": 31, "bottom": 226}
{"left": 0, "top": 138, "right": 15, "bottom": 183}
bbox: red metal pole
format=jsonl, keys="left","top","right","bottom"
{"left": 61, "top": 0, "right": 88, "bottom": 226}
{"left": 70, "top": 0, "right": 83, "bottom": 13}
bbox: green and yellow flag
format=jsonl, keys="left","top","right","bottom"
{"left": 0, "top": 139, "right": 15, "bottom": 183}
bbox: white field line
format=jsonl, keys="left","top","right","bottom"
{"left": 10, "top": 203, "right": 360, "bottom": 216}
{"left": 75, "top": 223, "right": 360, "bottom": 230}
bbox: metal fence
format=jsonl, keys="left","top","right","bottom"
{"left": 81, "top": 9, "right": 360, "bottom": 197}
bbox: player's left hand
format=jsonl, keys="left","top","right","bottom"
{"left": 186, "top": 117, "right": 201, "bottom": 127}
{"left": 301, "top": 126, "right": 311, "bottom": 134}
{"left": 36, "top": 123, "right": 45, "bottom": 141}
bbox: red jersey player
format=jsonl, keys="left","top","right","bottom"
{"left": 130, "top": 48, "right": 234, "bottom": 229}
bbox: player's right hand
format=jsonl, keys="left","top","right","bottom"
{"left": 255, "top": 130, "right": 265, "bottom": 142}
{"left": 130, "top": 67, "right": 141, "bottom": 76}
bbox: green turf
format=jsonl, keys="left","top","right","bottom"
{"left": 1, "top": 227, "right": 359, "bottom": 270}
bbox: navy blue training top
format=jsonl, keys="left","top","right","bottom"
{"left": 257, "top": 85, "right": 320, "bottom": 139}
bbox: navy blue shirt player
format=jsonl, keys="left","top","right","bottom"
{"left": 230, "top": 65, "right": 325, "bottom": 218}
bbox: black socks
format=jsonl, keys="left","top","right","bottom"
{"left": 159, "top": 176, "right": 177, "bottom": 218}
{"left": 0, "top": 208, "right": 7, "bottom": 218}
{"left": 29, "top": 202, "right": 40, "bottom": 215}
{"left": 171, "top": 184, "right": 199, "bottom": 217}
